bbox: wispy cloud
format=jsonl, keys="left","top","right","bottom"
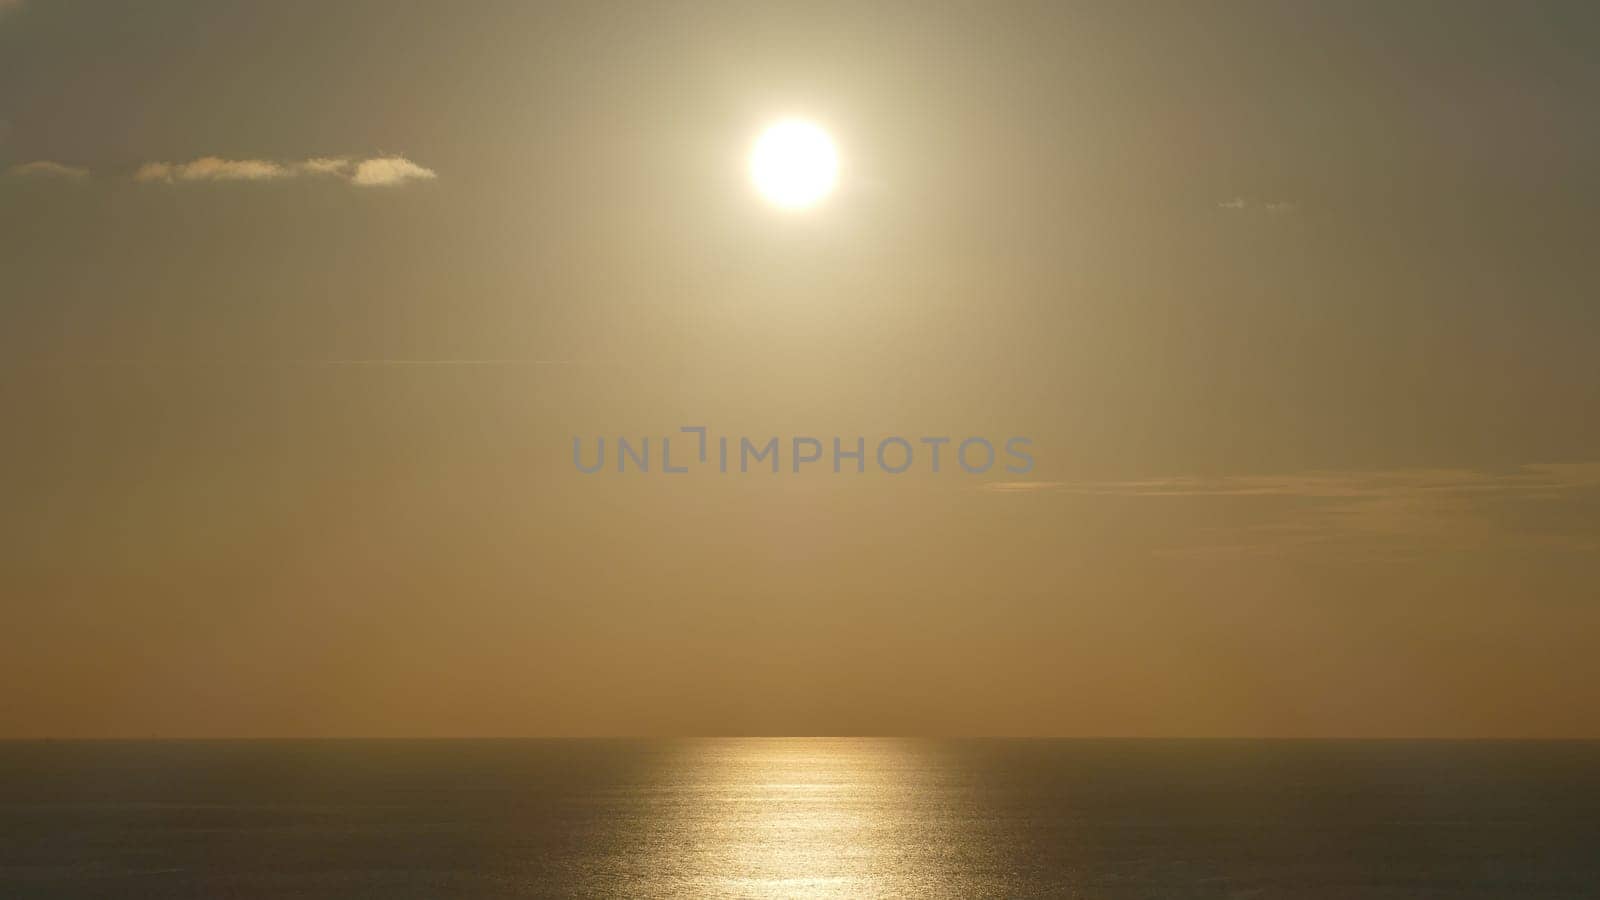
{"left": 984, "top": 481, "right": 1066, "bottom": 494}
{"left": 135, "top": 158, "right": 289, "bottom": 183}
{"left": 351, "top": 156, "right": 437, "bottom": 187}
{"left": 1218, "top": 197, "right": 1297, "bottom": 214}
{"left": 131, "top": 155, "right": 436, "bottom": 187}
{"left": 987, "top": 464, "right": 1600, "bottom": 561}
{"left": 297, "top": 157, "right": 354, "bottom": 177}
{"left": 989, "top": 465, "right": 1600, "bottom": 499}
{"left": 8, "top": 155, "right": 438, "bottom": 188}
{"left": 6, "top": 160, "right": 89, "bottom": 180}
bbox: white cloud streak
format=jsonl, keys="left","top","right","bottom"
{"left": 1218, "top": 197, "right": 1297, "bottom": 214}
{"left": 351, "top": 156, "right": 438, "bottom": 187}
{"left": 135, "top": 158, "right": 288, "bottom": 183}
{"left": 986, "top": 464, "right": 1600, "bottom": 561}
{"left": 6, "top": 160, "right": 89, "bottom": 180}
{"left": 297, "top": 157, "right": 354, "bottom": 177}
{"left": 131, "top": 155, "right": 435, "bottom": 187}
{"left": 987, "top": 465, "right": 1600, "bottom": 500}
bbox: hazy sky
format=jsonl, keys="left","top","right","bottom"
{"left": 2, "top": 0, "right": 1598, "bottom": 738}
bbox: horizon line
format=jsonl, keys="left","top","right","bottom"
{"left": 4, "top": 735, "right": 1597, "bottom": 742}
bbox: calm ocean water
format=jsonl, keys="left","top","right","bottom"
{"left": 1, "top": 739, "right": 1597, "bottom": 898}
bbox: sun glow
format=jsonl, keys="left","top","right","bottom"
{"left": 749, "top": 120, "right": 839, "bottom": 209}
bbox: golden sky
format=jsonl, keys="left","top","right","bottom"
{"left": 2, "top": 0, "right": 1598, "bottom": 737}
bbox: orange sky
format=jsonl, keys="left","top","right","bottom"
{"left": 2, "top": 0, "right": 1598, "bottom": 737}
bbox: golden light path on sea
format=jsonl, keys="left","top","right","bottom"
{"left": 602, "top": 738, "right": 984, "bottom": 899}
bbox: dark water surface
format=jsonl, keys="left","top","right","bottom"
{"left": 1, "top": 739, "right": 1597, "bottom": 898}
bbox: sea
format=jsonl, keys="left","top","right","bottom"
{"left": 1, "top": 739, "right": 1597, "bottom": 898}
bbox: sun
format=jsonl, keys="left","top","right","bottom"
{"left": 749, "top": 120, "right": 839, "bottom": 210}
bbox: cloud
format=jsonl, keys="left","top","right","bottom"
{"left": 1218, "top": 197, "right": 1297, "bottom": 214}
{"left": 6, "top": 160, "right": 89, "bottom": 180}
{"left": 992, "top": 465, "right": 1600, "bottom": 500}
{"left": 983, "top": 481, "right": 1065, "bottom": 494}
{"left": 135, "top": 157, "right": 290, "bottom": 183}
{"left": 297, "top": 157, "right": 354, "bottom": 177}
{"left": 986, "top": 464, "right": 1600, "bottom": 562}
{"left": 132, "top": 155, "right": 435, "bottom": 188}
{"left": 351, "top": 156, "right": 437, "bottom": 187}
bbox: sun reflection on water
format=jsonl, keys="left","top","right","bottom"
{"left": 616, "top": 738, "right": 975, "bottom": 899}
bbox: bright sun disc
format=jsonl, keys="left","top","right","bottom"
{"left": 750, "top": 120, "right": 838, "bottom": 209}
